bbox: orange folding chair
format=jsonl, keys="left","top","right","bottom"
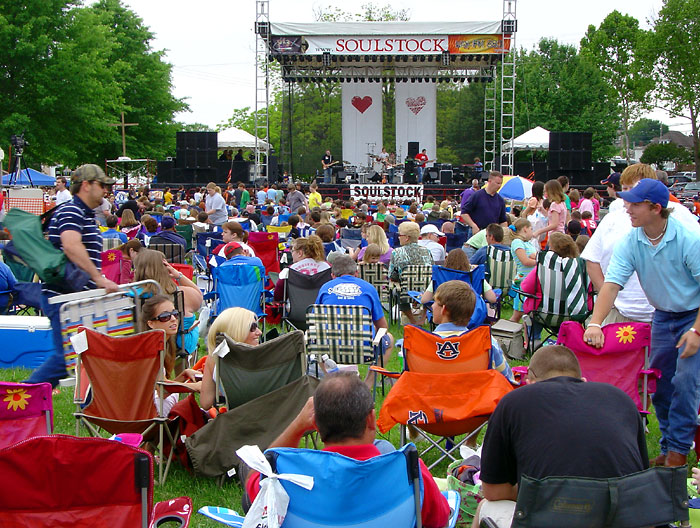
{"left": 377, "top": 325, "right": 513, "bottom": 469}
{"left": 0, "top": 381, "right": 52, "bottom": 449}
{"left": 72, "top": 327, "right": 187, "bottom": 484}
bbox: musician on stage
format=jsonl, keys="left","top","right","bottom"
{"left": 321, "top": 150, "right": 334, "bottom": 184}
{"left": 415, "top": 149, "right": 429, "bottom": 181}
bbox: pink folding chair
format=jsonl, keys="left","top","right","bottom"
{"left": 557, "top": 321, "right": 658, "bottom": 414}
{"left": 0, "top": 381, "right": 53, "bottom": 449}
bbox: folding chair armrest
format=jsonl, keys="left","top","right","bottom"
{"left": 156, "top": 380, "right": 199, "bottom": 394}
{"left": 373, "top": 327, "right": 388, "bottom": 347}
{"left": 406, "top": 291, "right": 423, "bottom": 304}
{"left": 369, "top": 366, "right": 401, "bottom": 379}
{"left": 202, "top": 292, "right": 217, "bottom": 302}
{"left": 510, "top": 287, "right": 535, "bottom": 299}
{"left": 151, "top": 497, "right": 193, "bottom": 528}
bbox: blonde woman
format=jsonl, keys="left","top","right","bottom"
{"left": 205, "top": 181, "right": 228, "bottom": 226}
{"left": 133, "top": 249, "right": 203, "bottom": 360}
{"left": 352, "top": 224, "right": 392, "bottom": 264}
{"left": 199, "top": 307, "right": 262, "bottom": 410}
{"left": 119, "top": 209, "right": 141, "bottom": 240}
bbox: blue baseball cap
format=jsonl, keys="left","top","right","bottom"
{"left": 600, "top": 172, "right": 620, "bottom": 186}
{"left": 617, "top": 178, "right": 669, "bottom": 208}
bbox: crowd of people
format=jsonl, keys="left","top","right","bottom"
{"left": 14, "top": 161, "right": 700, "bottom": 527}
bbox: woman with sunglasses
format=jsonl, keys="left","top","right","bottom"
{"left": 199, "top": 307, "right": 262, "bottom": 410}
{"left": 141, "top": 295, "right": 201, "bottom": 415}
{"left": 134, "top": 249, "right": 204, "bottom": 370}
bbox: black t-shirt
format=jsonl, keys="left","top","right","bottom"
{"left": 322, "top": 154, "right": 332, "bottom": 167}
{"left": 480, "top": 377, "right": 648, "bottom": 486}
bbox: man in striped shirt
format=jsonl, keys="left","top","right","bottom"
{"left": 26, "top": 164, "right": 119, "bottom": 387}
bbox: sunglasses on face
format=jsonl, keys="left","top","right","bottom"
{"left": 151, "top": 310, "right": 180, "bottom": 323}
{"left": 250, "top": 321, "right": 259, "bottom": 332}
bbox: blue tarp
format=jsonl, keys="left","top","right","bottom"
{"left": 2, "top": 168, "right": 56, "bottom": 186}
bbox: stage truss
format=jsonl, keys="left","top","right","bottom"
{"left": 105, "top": 158, "right": 155, "bottom": 190}
{"left": 254, "top": 1, "right": 517, "bottom": 176}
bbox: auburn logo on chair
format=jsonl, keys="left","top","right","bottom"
{"left": 407, "top": 410, "right": 428, "bottom": 425}
{"left": 435, "top": 341, "right": 460, "bottom": 360}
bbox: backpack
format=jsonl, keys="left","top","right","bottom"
{"left": 4, "top": 207, "right": 90, "bottom": 293}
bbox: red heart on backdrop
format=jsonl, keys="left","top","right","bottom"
{"left": 351, "top": 96, "right": 373, "bottom": 114}
{"left": 406, "top": 96, "right": 426, "bottom": 115}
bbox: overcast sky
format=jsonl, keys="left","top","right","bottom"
{"left": 121, "top": 0, "right": 689, "bottom": 134}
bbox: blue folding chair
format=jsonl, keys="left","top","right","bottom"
{"left": 196, "top": 231, "right": 224, "bottom": 257}
{"left": 445, "top": 233, "right": 468, "bottom": 253}
{"left": 265, "top": 444, "right": 460, "bottom": 528}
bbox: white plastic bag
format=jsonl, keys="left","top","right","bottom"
{"left": 237, "top": 445, "right": 314, "bottom": 528}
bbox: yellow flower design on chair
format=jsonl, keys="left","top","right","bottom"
{"left": 107, "top": 252, "right": 117, "bottom": 261}
{"left": 616, "top": 325, "right": 637, "bottom": 345}
{"left": 4, "top": 388, "right": 32, "bottom": 411}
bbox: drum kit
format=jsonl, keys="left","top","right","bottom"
{"left": 358, "top": 152, "right": 404, "bottom": 184}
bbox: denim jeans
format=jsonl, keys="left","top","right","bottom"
{"left": 323, "top": 168, "right": 332, "bottom": 184}
{"left": 650, "top": 308, "right": 700, "bottom": 455}
{"left": 25, "top": 293, "right": 67, "bottom": 388}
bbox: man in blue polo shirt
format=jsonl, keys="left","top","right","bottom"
{"left": 584, "top": 178, "right": 700, "bottom": 467}
{"left": 26, "top": 164, "right": 119, "bottom": 387}
{"left": 316, "top": 255, "right": 394, "bottom": 384}
{"left": 461, "top": 171, "right": 507, "bottom": 235}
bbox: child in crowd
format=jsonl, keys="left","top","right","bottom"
{"left": 510, "top": 218, "right": 538, "bottom": 324}
{"left": 533, "top": 179, "right": 567, "bottom": 240}
{"left": 361, "top": 243, "right": 382, "bottom": 265}
{"left": 580, "top": 210, "right": 597, "bottom": 236}
{"left": 575, "top": 234, "right": 590, "bottom": 254}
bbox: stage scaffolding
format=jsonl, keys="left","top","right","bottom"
{"left": 254, "top": 1, "right": 517, "bottom": 175}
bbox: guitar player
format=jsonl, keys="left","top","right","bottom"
{"left": 321, "top": 150, "right": 337, "bottom": 183}
{"left": 415, "top": 149, "right": 438, "bottom": 183}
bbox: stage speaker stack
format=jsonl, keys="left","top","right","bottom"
{"left": 165, "top": 131, "right": 219, "bottom": 184}
{"left": 440, "top": 169, "right": 453, "bottom": 185}
{"left": 547, "top": 131, "right": 593, "bottom": 185}
{"left": 407, "top": 141, "right": 419, "bottom": 159}
{"left": 404, "top": 159, "right": 417, "bottom": 184}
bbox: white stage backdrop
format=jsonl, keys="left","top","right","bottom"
{"left": 394, "top": 80, "right": 437, "bottom": 164}
{"left": 341, "top": 81, "right": 383, "bottom": 170}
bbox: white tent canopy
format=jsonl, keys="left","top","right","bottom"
{"left": 507, "top": 126, "right": 550, "bottom": 151}
{"left": 217, "top": 128, "right": 271, "bottom": 151}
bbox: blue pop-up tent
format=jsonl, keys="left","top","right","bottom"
{"left": 2, "top": 168, "right": 56, "bottom": 186}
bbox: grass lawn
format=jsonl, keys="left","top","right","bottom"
{"left": 0, "top": 311, "right": 695, "bottom": 527}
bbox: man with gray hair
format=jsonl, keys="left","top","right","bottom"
{"left": 316, "top": 255, "right": 394, "bottom": 383}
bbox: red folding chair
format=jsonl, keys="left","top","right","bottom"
{"left": 0, "top": 434, "right": 191, "bottom": 527}
{"left": 557, "top": 321, "right": 658, "bottom": 414}
{"left": 248, "top": 231, "right": 281, "bottom": 275}
{"left": 0, "top": 381, "right": 53, "bottom": 449}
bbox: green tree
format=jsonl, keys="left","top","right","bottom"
{"left": 648, "top": 0, "right": 700, "bottom": 177}
{"left": 512, "top": 39, "right": 620, "bottom": 161}
{"left": 628, "top": 118, "right": 669, "bottom": 144}
{"left": 437, "top": 83, "right": 485, "bottom": 166}
{"left": 640, "top": 142, "right": 692, "bottom": 166}
{"left": 0, "top": 1, "right": 122, "bottom": 166}
{"left": 580, "top": 11, "right": 654, "bottom": 163}
{"left": 313, "top": 3, "right": 410, "bottom": 22}
{"left": 88, "top": 0, "right": 188, "bottom": 162}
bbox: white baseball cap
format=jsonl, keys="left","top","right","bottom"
{"left": 420, "top": 224, "right": 444, "bottom": 236}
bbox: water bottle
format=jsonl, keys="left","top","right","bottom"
{"left": 307, "top": 354, "right": 318, "bottom": 376}
{"left": 321, "top": 354, "right": 339, "bottom": 374}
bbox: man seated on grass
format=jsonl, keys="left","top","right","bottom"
{"left": 472, "top": 345, "right": 648, "bottom": 528}
{"left": 242, "top": 373, "right": 450, "bottom": 528}
{"left": 432, "top": 280, "right": 515, "bottom": 384}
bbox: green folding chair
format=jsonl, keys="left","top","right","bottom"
{"left": 486, "top": 245, "right": 517, "bottom": 306}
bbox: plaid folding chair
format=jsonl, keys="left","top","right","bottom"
{"left": 73, "top": 327, "right": 185, "bottom": 485}
{"left": 102, "top": 237, "right": 123, "bottom": 251}
{"left": 486, "top": 245, "right": 517, "bottom": 304}
{"left": 0, "top": 435, "right": 192, "bottom": 527}
{"left": 358, "top": 263, "right": 390, "bottom": 311}
{"left": 306, "top": 304, "right": 388, "bottom": 397}
{"left": 148, "top": 243, "right": 184, "bottom": 264}
{"left": 515, "top": 251, "right": 592, "bottom": 353}
{"left": 0, "top": 381, "right": 52, "bottom": 449}
{"left": 389, "top": 264, "right": 432, "bottom": 324}
{"left": 57, "top": 280, "right": 161, "bottom": 376}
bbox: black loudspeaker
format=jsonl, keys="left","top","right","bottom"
{"left": 594, "top": 162, "right": 612, "bottom": 182}
{"left": 268, "top": 156, "right": 279, "bottom": 183}
{"left": 440, "top": 170, "right": 453, "bottom": 185}
{"left": 548, "top": 131, "right": 592, "bottom": 171}
{"left": 403, "top": 160, "right": 416, "bottom": 183}
{"left": 176, "top": 131, "right": 217, "bottom": 151}
{"left": 407, "top": 141, "right": 419, "bottom": 158}
{"left": 157, "top": 161, "right": 174, "bottom": 182}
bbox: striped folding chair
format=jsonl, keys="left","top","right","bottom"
{"left": 102, "top": 237, "right": 122, "bottom": 251}
{"left": 358, "top": 263, "right": 390, "bottom": 312}
{"left": 148, "top": 243, "right": 184, "bottom": 264}
{"left": 520, "top": 251, "right": 592, "bottom": 353}
{"left": 389, "top": 264, "right": 433, "bottom": 324}
{"left": 486, "top": 245, "right": 517, "bottom": 304}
